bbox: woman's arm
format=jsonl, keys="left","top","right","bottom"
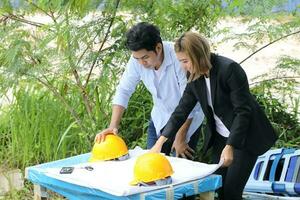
{"left": 150, "top": 83, "right": 198, "bottom": 153}
{"left": 225, "top": 62, "right": 252, "bottom": 149}
{"left": 172, "top": 118, "right": 195, "bottom": 159}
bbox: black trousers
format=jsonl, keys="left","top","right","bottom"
{"left": 212, "top": 134, "right": 258, "bottom": 200}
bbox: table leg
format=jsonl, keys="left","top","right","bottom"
{"left": 33, "top": 184, "right": 48, "bottom": 200}
{"left": 198, "top": 191, "right": 214, "bottom": 200}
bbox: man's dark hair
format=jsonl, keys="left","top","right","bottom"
{"left": 125, "top": 22, "right": 162, "bottom": 52}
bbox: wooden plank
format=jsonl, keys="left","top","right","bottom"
{"left": 198, "top": 191, "right": 215, "bottom": 200}
{"left": 33, "top": 184, "right": 48, "bottom": 200}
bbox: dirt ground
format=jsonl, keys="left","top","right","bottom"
{"left": 212, "top": 18, "right": 300, "bottom": 82}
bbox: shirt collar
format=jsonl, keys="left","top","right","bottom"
{"left": 158, "top": 41, "right": 173, "bottom": 70}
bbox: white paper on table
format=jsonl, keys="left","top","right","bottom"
{"left": 40, "top": 146, "right": 223, "bottom": 196}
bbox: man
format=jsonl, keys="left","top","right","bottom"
{"left": 95, "top": 22, "right": 204, "bottom": 158}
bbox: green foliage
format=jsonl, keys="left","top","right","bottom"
{"left": 252, "top": 90, "right": 300, "bottom": 148}
{"left": 218, "top": 0, "right": 300, "bottom": 150}
{"left": 224, "top": 0, "right": 289, "bottom": 17}
{"left": 0, "top": 83, "right": 91, "bottom": 169}
{"left": 251, "top": 58, "right": 300, "bottom": 148}
{"left": 218, "top": 1, "right": 300, "bottom": 56}
{"left": 1, "top": 182, "right": 33, "bottom": 200}
{"left": 0, "top": 0, "right": 128, "bottom": 136}
{"left": 0, "top": 0, "right": 224, "bottom": 171}
{"left": 121, "top": 0, "right": 222, "bottom": 39}
{"left": 2, "top": 181, "right": 65, "bottom": 200}
{"left": 119, "top": 84, "right": 152, "bottom": 149}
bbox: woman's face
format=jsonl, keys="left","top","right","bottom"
{"left": 176, "top": 51, "right": 193, "bottom": 73}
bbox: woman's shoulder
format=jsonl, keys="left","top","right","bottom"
{"left": 211, "top": 53, "right": 245, "bottom": 80}
{"left": 211, "top": 53, "right": 237, "bottom": 67}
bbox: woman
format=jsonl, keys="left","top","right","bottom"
{"left": 150, "top": 32, "right": 277, "bottom": 200}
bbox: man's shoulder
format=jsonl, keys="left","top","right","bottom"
{"left": 163, "top": 41, "right": 174, "bottom": 46}
{"left": 162, "top": 41, "right": 178, "bottom": 62}
{"left": 126, "top": 56, "right": 143, "bottom": 74}
{"left": 162, "top": 41, "right": 175, "bottom": 52}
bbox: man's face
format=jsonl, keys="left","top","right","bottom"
{"left": 132, "top": 44, "right": 162, "bottom": 69}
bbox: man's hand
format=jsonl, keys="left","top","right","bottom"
{"left": 220, "top": 145, "right": 234, "bottom": 167}
{"left": 94, "top": 105, "right": 124, "bottom": 143}
{"left": 171, "top": 135, "right": 194, "bottom": 160}
{"left": 94, "top": 127, "right": 118, "bottom": 143}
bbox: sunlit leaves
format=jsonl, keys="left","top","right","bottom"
{"left": 120, "top": 0, "right": 222, "bottom": 39}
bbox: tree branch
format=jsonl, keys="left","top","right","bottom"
{"left": 27, "top": 1, "right": 58, "bottom": 24}
{"left": 239, "top": 30, "right": 300, "bottom": 65}
{"left": 250, "top": 76, "right": 300, "bottom": 86}
{"left": 84, "top": 0, "right": 121, "bottom": 88}
{"left": 65, "top": 10, "right": 96, "bottom": 124}
{"left": 29, "top": 73, "right": 86, "bottom": 131}
{"left": 27, "top": 1, "right": 53, "bottom": 19}
{"left": 2, "top": 13, "right": 45, "bottom": 27}
{"left": 75, "top": 32, "right": 99, "bottom": 68}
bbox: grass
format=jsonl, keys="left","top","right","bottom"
{"left": 1, "top": 181, "right": 65, "bottom": 200}
{"left": 0, "top": 84, "right": 90, "bottom": 170}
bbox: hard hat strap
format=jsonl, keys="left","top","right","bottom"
{"left": 138, "top": 176, "right": 172, "bottom": 187}
{"left": 108, "top": 153, "right": 130, "bottom": 161}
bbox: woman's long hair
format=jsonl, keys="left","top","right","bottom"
{"left": 174, "top": 32, "right": 212, "bottom": 82}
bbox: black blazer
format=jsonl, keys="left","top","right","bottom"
{"left": 162, "top": 54, "right": 277, "bottom": 155}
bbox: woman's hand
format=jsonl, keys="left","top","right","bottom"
{"left": 149, "top": 136, "right": 168, "bottom": 153}
{"left": 94, "top": 127, "right": 118, "bottom": 143}
{"left": 220, "top": 145, "right": 234, "bottom": 167}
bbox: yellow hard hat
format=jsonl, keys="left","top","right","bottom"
{"left": 89, "top": 134, "right": 129, "bottom": 162}
{"left": 130, "top": 153, "right": 174, "bottom": 185}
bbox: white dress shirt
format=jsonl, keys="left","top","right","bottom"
{"left": 113, "top": 42, "right": 204, "bottom": 142}
{"left": 204, "top": 77, "right": 230, "bottom": 137}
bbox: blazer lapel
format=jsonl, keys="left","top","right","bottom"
{"left": 210, "top": 55, "right": 217, "bottom": 107}
{"left": 210, "top": 72, "right": 217, "bottom": 106}
{"left": 196, "top": 77, "right": 209, "bottom": 114}
{"left": 197, "top": 76, "right": 215, "bottom": 153}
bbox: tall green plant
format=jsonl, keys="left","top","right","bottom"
{"left": 119, "top": 84, "right": 152, "bottom": 149}
{"left": 250, "top": 58, "right": 300, "bottom": 148}
{"left": 0, "top": 84, "right": 90, "bottom": 169}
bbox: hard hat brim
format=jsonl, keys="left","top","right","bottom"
{"left": 129, "top": 179, "right": 139, "bottom": 186}
{"left": 89, "top": 157, "right": 103, "bottom": 162}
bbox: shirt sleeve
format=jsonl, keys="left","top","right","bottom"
{"left": 112, "top": 57, "right": 141, "bottom": 108}
{"left": 188, "top": 102, "right": 204, "bottom": 119}
{"left": 162, "top": 83, "right": 198, "bottom": 139}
